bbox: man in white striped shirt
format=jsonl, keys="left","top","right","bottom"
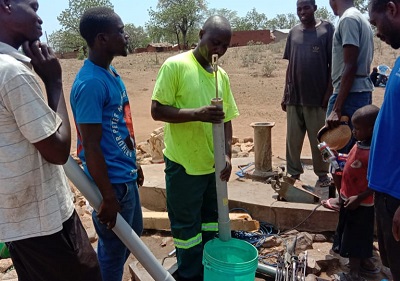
{"left": 0, "top": 0, "right": 101, "bottom": 280}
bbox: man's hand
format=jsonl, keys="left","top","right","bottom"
{"left": 326, "top": 110, "right": 342, "bottom": 129}
{"left": 22, "top": 41, "right": 62, "bottom": 86}
{"left": 137, "top": 165, "right": 144, "bottom": 187}
{"left": 281, "top": 99, "right": 287, "bottom": 112}
{"left": 393, "top": 206, "right": 400, "bottom": 241}
{"left": 97, "top": 196, "right": 121, "bottom": 229}
{"left": 219, "top": 155, "right": 232, "bottom": 182}
{"left": 194, "top": 105, "right": 225, "bottom": 123}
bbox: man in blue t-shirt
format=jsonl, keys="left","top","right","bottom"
{"left": 368, "top": 1, "right": 400, "bottom": 279}
{"left": 70, "top": 7, "right": 144, "bottom": 281}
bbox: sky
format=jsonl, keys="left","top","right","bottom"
{"left": 37, "top": 0, "right": 333, "bottom": 37}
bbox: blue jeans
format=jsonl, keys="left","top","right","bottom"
{"left": 92, "top": 181, "right": 143, "bottom": 281}
{"left": 326, "top": 91, "right": 372, "bottom": 153}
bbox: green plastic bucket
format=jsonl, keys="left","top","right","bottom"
{"left": 203, "top": 238, "right": 258, "bottom": 281}
{"left": 0, "top": 242, "right": 10, "bottom": 259}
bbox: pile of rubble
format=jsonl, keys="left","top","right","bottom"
{"left": 136, "top": 127, "right": 255, "bottom": 165}
{"left": 0, "top": 259, "right": 17, "bottom": 281}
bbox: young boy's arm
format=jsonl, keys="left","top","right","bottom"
{"left": 344, "top": 188, "right": 374, "bottom": 210}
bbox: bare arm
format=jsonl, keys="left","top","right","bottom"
{"left": 323, "top": 24, "right": 334, "bottom": 109}
{"left": 23, "top": 41, "right": 71, "bottom": 164}
{"left": 79, "top": 123, "right": 120, "bottom": 229}
{"left": 151, "top": 100, "right": 224, "bottom": 124}
{"left": 281, "top": 62, "right": 289, "bottom": 112}
{"left": 322, "top": 66, "right": 333, "bottom": 108}
{"left": 344, "top": 188, "right": 373, "bottom": 210}
{"left": 326, "top": 44, "right": 359, "bottom": 128}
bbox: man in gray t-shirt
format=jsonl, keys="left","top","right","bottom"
{"left": 327, "top": 0, "right": 374, "bottom": 136}
{"left": 282, "top": 0, "right": 334, "bottom": 187}
{"left": 322, "top": 0, "right": 374, "bottom": 216}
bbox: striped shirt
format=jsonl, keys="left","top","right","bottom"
{"left": 0, "top": 42, "right": 74, "bottom": 242}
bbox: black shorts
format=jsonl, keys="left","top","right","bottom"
{"left": 375, "top": 192, "right": 400, "bottom": 280}
{"left": 6, "top": 210, "right": 102, "bottom": 281}
{"left": 333, "top": 203, "right": 374, "bottom": 259}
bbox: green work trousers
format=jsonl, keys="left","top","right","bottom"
{"left": 165, "top": 156, "right": 218, "bottom": 280}
{"left": 286, "top": 105, "right": 329, "bottom": 178}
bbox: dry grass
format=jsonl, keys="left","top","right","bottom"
{"left": 60, "top": 37, "right": 399, "bottom": 158}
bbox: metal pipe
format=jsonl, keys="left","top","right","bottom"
{"left": 63, "top": 156, "right": 175, "bottom": 281}
{"left": 256, "top": 263, "right": 277, "bottom": 277}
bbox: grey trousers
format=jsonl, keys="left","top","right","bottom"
{"left": 286, "top": 105, "right": 329, "bottom": 178}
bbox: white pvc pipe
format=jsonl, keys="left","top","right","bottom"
{"left": 211, "top": 98, "right": 231, "bottom": 242}
{"left": 63, "top": 156, "right": 175, "bottom": 281}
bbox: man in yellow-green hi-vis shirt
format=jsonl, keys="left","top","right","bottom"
{"left": 151, "top": 15, "right": 239, "bottom": 281}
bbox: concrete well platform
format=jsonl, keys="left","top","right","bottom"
{"left": 140, "top": 156, "right": 338, "bottom": 233}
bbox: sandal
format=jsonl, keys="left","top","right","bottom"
{"left": 360, "top": 257, "right": 380, "bottom": 274}
{"left": 344, "top": 258, "right": 380, "bottom": 275}
{"left": 321, "top": 198, "right": 340, "bottom": 212}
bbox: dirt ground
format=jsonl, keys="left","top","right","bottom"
{"left": 61, "top": 41, "right": 388, "bottom": 160}
{"left": 60, "top": 40, "right": 395, "bottom": 280}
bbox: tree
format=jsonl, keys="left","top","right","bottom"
{"left": 147, "top": 0, "right": 206, "bottom": 49}
{"left": 58, "top": 0, "right": 113, "bottom": 33}
{"left": 48, "top": 30, "right": 81, "bottom": 53}
{"left": 124, "top": 24, "right": 151, "bottom": 53}
{"left": 231, "top": 8, "right": 268, "bottom": 31}
{"left": 285, "top": 13, "right": 298, "bottom": 28}
{"left": 266, "top": 13, "right": 298, "bottom": 30}
{"left": 232, "top": 17, "right": 253, "bottom": 31}
{"left": 204, "top": 8, "right": 239, "bottom": 25}
{"left": 48, "top": 0, "right": 113, "bottom": 52}
{"left": 244, "top": 8, "right": 268, "bottom": 30}
{"left": 354, "top": 0, "right": 368, "bottom": 13}
{"left": 315, "top": 6, "right": 336, "bottom": 23}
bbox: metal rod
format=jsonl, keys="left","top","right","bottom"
{"left": 256, "top": 263, "right": 277, "bottom": 277}
{"left": 63, "top": 156, "right": 175, "bottom": 281}
{"left": 212, "top": 54, "right": 218, "bottom": 99}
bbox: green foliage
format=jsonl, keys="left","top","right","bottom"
{"left": 239, "top": 42, "right": 278, "bottom": 77}
{"left": 268, "top": 40, "right": 286, "bottom": 55}
{"left": 315, "top": 6, "right": 336, "bottom": 23}
{"left": 204, "top": 8, "right": 239, "bottom": 25}
{"left": 244, "top": 8, "right": 268, "bottom": 30}
{"left": 266, "top": 13, "right": 298, "bottom": 30}
{"left": 354, "top": 0, "right": 368, "bottom": 13}
{"left": 51, "top": 0, "right": 113, "bottom": 51}
{"left": 204, "top": 6, "right": 335, "bottom": 32}
{"left": 147, "top": 0, "right": 206, "bottom": 48}
{"left": 231, "top": 18, "right": 252, "bottom": 31}
{"left": 48, "top": 30, "right": 79, "bottom": 53}
{"left": 124, "top": 24, "right": 151, "bottom": 52}
{"left": 262, "top": 59, "right": 277, "bottom": 77}
{"left": 232, "top": 8, "right": 268, "bottom": 31}
{"left": 241, "top": 41, "right": 264, "bottom": 67}
{"left": 58, "top": 0, "right": 113, "bottom": 32}
{"left": 77, "top": 47, "right": 86, "bottom": 60}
